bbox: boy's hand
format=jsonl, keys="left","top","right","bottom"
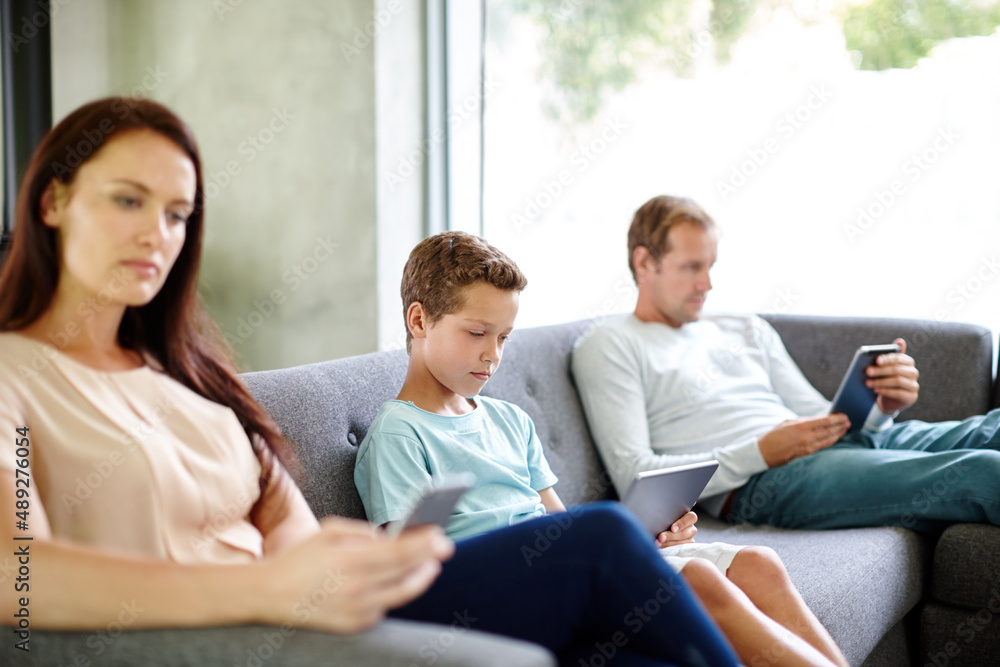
{"left": 655, "top": 511, "right": 698, "bottom": 548}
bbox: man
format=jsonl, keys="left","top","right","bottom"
{"left": 571, "top": 195, "right": 1000, "bottom": 531}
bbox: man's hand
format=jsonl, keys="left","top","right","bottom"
{"left": 655, "top": 511, "right": 698, "bottom": 548}
{"left": 758, "top": 414, "right": 850, "bottom": 468}
{"left": 869, "top": 338, "right": 919, "bottom": 414}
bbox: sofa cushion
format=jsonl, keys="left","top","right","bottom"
{"left": 696, "top": 516, "right": 931, "bottom": 667}
{"left": 244, "top": 349, "right": 408, "bottom": 520}
{"left": 480, "top": 319, "right": 616, "bottom": 506}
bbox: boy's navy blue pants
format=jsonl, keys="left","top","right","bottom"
{"left": 391, "top": 502, "right": 739, "bottom": 667}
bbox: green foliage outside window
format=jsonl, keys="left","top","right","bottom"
{"left": 841, "top": 0, "right": 1000, "bottom": 70}
{"left": 504, "top": 0, "right": 1000, "bottom": 125}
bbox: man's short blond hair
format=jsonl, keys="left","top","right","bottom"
{"left": 627, "top": 195, "right": 717, "bottom": 281}
{"left": 401, "top": 231, "right": 527, "bottom": 352}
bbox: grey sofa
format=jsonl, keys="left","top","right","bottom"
{"left": 11, "top": 314, "right": 999, "bottom": 666}
{"left": 240, "top": 313, "right": 999, "bottom": 666}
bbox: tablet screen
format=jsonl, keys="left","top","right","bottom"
{"left": 828, "top": 343, "right": 900, "bottom": 433}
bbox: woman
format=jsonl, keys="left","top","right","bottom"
{"left": 0, "top": 97, "right": 739, "bottom": 666}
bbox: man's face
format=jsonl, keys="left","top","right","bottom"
{"left": 634, "top": 221, "right": 717, "bottom": 328}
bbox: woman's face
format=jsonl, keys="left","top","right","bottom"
{"left": 42, "top": 129, "right": 197, "bottom": 312}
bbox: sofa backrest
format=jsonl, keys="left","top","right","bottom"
{"left": 242, "top": 318, "right": 614, "bottom": 520}
{"left": 478, "top": 319, "right": 615, "bottom": 507}
{"left": 243, "top": 348, "right": 408, "bottom": 520}
{"left": 243, "top": 314, "right": 993, "bottom": 520}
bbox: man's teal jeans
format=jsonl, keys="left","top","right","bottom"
{"left": 728, "top": 410, "right": 1000, "bottom": 531}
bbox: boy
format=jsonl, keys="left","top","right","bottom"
{"left": 355, "top": 231, "right": 846, "bottom": 667}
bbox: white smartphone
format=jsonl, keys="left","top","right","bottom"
{"left": 385, "top": 473, "right": 476, "bottom": 537}
{"left": 828, "top": 343, "right": 902, "bottom": 433}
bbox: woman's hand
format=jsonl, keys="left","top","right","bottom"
{"left": 260, "top": 516, "right": 454, "bottom": 633}
{"left": 0, "top": 468, "right": 451, "bottom": 632}
{"left": 655, "top": 511, "right": 698, "bottom": 548}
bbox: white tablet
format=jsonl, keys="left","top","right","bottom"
{"left": 620, "top": 460, "right": 719, "bottom": 538}
{"left": 828, "top": 343, "right": 901, "bottom": 433}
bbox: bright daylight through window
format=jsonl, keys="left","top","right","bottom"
{"left": 481, "top": 0, "right": 1000, "bottom": 347}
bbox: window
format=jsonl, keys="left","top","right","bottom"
{"left": 479, "top": 0, "right": 1000, "bottom": 345}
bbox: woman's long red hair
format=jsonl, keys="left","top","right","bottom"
{"left": 0, "top": 97, "right": 297, "bottom": 485}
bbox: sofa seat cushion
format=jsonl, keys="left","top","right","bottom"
{"left": 695, "top": 516, "right": 930, "bottom": 666}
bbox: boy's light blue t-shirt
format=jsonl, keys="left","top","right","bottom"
{"left": 354, "top": 396, "right": 558, "bottom": 540}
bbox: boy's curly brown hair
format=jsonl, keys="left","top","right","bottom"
{"left": 401, "top": 231, "right": 527, "bottom": 352}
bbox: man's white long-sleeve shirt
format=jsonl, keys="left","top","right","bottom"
{"left": 570, "top": 314, "right": 893, "bottom": 516}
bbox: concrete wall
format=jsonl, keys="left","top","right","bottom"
{"left": 51, "top": 0, "right": 425, "bottom": 371}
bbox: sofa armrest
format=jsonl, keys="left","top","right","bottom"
{"left": 4, "top": 620, "right": 556, "bottom": 667}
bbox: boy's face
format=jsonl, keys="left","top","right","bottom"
{"left": 422, "top": 282, "right": 519, "bottom": 399}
